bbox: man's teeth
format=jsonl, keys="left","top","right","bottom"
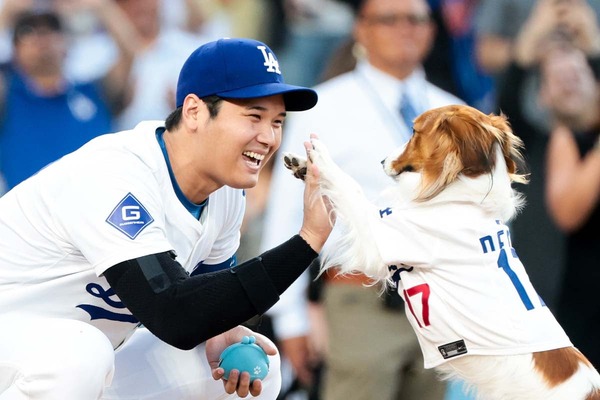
{"left": 243, "top": 151, "right": 265, "bottom": 163}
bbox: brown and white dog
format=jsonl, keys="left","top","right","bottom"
{"left": 285, "top": 104, "right": 600, "bottom": 400}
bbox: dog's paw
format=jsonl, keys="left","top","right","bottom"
{"left": 283, "top": 152, "right": 308, "bottom": 181}
{"left": 309, "top": 137, "right": 338, "bottom": 179}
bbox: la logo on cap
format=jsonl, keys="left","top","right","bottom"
{"left": 257, "top": 46, "right": 281, "bottom": 74}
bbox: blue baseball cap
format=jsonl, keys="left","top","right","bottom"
{"left": 176, "top": 38, "right": 318, "bottom": 111}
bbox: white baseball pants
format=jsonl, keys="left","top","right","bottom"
{"left": 0, "top": 316, "right": 281, "bottom": 399}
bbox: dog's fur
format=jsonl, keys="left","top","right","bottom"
{"left": 284, "top": 105, "right": 600, "bottom": 400}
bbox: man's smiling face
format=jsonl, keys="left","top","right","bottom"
{"left": 199, "top": 95, "right": 286, "bottom": 191}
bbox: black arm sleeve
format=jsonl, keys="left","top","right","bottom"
{"left": 104, "top": 235, "right": 317, "bottom": 350}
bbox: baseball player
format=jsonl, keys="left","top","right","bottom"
{"left": 0, "top": 38, "right": 331, "bottom": 399}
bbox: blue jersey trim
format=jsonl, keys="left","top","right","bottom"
{"left": 156, "top": 128, "right": 207, "bottom": 219}
{"left": 190, "top": 256, "right": 237, "bottom": 276}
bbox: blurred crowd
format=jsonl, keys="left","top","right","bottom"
{"left": 0, "top": 1, "right": 598, "bottom": 400}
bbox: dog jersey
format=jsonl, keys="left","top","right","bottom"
{"left": 369, "top": 173, "right": 572, "bottom": 369}
{"left": 0, "top": 121, "right": 245, "bottom": 348}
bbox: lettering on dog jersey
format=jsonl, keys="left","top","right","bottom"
{"left": 478, "top": 221, "right": 541, "bottom": 311}
{"left": 379, "top": 207, "right": 393, "bottom": 218}
{"left": 478, "top": 220, "right": 514, "bottom": 254}
{"left": 106, "top": 192, "right": 154, "bottom": 239}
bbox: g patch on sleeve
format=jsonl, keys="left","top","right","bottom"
{"left": 106, "top": 193, "right": 154, "bottom": 239}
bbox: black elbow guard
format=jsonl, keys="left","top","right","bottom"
{"left": 103, "top": 252, "right": 192, "bottom": 346}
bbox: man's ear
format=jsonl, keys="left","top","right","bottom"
{"left": 181, "top": 94, "right": 204, "bottom": 132}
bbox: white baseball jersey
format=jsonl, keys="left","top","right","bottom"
{"left": 365, "top": 161, "right": 572, "bottom": 368}
{"left": 0, "top": 121, "right": 245, "bottom": 348}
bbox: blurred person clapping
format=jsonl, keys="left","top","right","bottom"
{"left": 537, "top": 34, "right": 600, "bottom": 368}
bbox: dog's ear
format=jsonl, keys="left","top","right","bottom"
{"left": 488, "top": 113, "right": 529, "bottom": 184}
{"left": 416, "top": 112, "right": 465, "bottom": 201}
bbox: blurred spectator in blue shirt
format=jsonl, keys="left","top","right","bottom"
{"left": 0, "top": 0, "right": 138, "bottom": 191}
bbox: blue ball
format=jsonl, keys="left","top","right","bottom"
{"left": 218, "top": 335, "right": 270, "bottom": 382}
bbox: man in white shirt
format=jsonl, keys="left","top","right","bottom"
{"left": 0, "top": 38, "right": 332, "bottom": 400}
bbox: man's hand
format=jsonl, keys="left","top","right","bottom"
{"left": 299, "top": 134, "right": 335, "bottom": 254}
{"left": 206, "top": 325, "right": 277, "bottom": 397}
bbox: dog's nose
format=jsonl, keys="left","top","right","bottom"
{"left": 380, "top": 158, "right": 386, "bottom": 165}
